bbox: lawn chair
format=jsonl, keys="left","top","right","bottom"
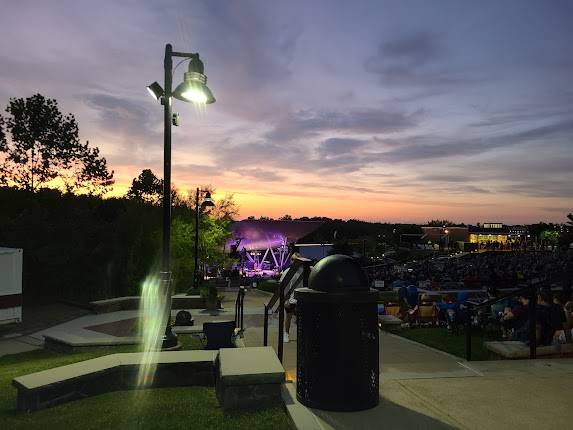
{"left": 419, "top": 303, "right": 437, "bottom": 326}
{"left": 200, "top": 321, "right": 236, "bottom": 350}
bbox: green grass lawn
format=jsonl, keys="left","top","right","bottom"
{"left": 255, "top": 280, "right": 278, "bottom": 295}
{"left": 396, "top": 327, "right": 491, "bottom": 361}
{"left": 0, "top": 336, "right": 291, "bottom": 430}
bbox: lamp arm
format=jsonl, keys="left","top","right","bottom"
{"left": 172, "top": 51, "right": 199, "bottom": 59}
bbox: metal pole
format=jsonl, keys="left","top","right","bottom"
{"left": 240, "top": 288, "right": 244, "bottom": 330}
{"left": 278, "top": 281, "right": 285, "bottom": 363}
{"left": 234, "top": 291, "right": 239, "bottom": 327}
{"left": 161, "top": 43, "right": 177, "bottom": 348}
{"left": 263, "top": 304, "right": 269, "bottom": 346}
{"left": 529, "top": 289, "right": 537, "bottom": 359}
{"left": 194, "top": 187, "right": 200, "bottom": 289}
{"left": 465, "top": 308, "right": 472, "bottom": 361}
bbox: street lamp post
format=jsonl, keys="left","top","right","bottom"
{"left": 194, "top": 188, "right": 215, "bottom": 290}
{"left": 147, "top": 43, "right": 215, "bottom": 349}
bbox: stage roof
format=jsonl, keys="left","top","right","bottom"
{"left": 230, "top": 220, "right": 323, "bottom": 251}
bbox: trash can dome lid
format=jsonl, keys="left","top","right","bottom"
{"left": 308, "top": 254, "right": 369, "bottom": 291}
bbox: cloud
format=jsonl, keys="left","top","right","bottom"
{"left": 499, "top": 181, "right": 573, "bottom": 199}
{"left": 383, "top": 118, "right": 573, "bottom": 163}
{"left": 172, "top": 164, "right": 221, "bottom": 177}
{"left": 267, "top": 107, "right": 421, "bottom": 142}
{"left": 365, "top": 32, "right": 471, "bottom": 87}
{"left": 317, "top": 138, "right": 369, "bottom": 157}
{"left": 237, "top": 169, "right": 285, "bottom": 182}
{"left": 81, "top": 93, "right": 152, "bottom": 131}
{"left": 420, "top": 174, "right": 473, "bottom": 183}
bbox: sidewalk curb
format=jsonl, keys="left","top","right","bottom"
{"left": 281, "top": 382, "right": 324, "bottom": 430}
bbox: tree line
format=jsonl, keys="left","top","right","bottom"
{"left": 0, "top": 94, "right": 237, "bottom": 303}
{"left": 0, "top": 94, "right": 113, "bottom": 194}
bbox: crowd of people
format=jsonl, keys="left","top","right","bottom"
{"left": 373, "top": 250, "right": 573, "bottom": 347}
{"left": 370, "top": 250, "right": 573, "bottom": 291}
{"left": 497, "top": 287, "right": 573, "bottom": 346}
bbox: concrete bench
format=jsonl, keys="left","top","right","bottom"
{"left": 90, "top": 295, "right": 206, "bottom": 314}
{"left": 44, "top": 332, "right": 141, "bottom": 353}
{"left": 12, "top": 350, "right": 217, "bottom": 412}
{"left": 216, "top": 346, "right": 285, "bottom": 410}
{"left": 486, "top": 341, "right": 573, "bottom": 359}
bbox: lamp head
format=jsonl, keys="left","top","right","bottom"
{"left": 202, "top": 191, "right": 215, "bottom": 208}
{"left": 147, "top": 81, "right": 164, "bottom": 100}
{"left": 173, "top": 55, "right": 216, "bottom": 104}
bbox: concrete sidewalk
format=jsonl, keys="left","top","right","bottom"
{"left": 0, "top": 288, "right": 269, "bottom": 357}
{"left": 252, "top": 323, "right": 573, "bottom": 430}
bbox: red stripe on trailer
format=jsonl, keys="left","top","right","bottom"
{"left": 0, "top": 294, "right": 22, "bottom": 309}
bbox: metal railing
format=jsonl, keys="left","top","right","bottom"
{"left": 234, "top": 286, "right": 245, "bottom": 333}
{"left": 263, "top": 257, "right": 312, "bottom": 363}
{"left": 465, "top": 277, "right": 547, "bottom": 361}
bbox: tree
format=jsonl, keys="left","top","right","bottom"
{"left": 279, "top": 214, "right": 293, "bottom": 221}
{"left": 426, "top": 219, "right": 456, "bottom": 227}
{"left": 211, "top": 193, "right": 239, "bottom": 221}
{"left": 127, "top": 169, "right": 163, "bottom": 205}
{"left": 0, "top": 94, "right": 113, "bottom": 194}
{"left": 540, "top": 229, "right": 559, "bottom": 249}
{"left": 170, "top": 214, "right": 232, "bottom": 293}
{"left": 567, "top": 213, "right": 573, "bottom": 227}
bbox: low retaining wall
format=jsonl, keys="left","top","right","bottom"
{"left": 13, "top": 347, "right": 285, "bottom": 413}
{"left": 90, "top": 295, "right": 206, "bottom": 314}
{"left": 44, "top": 333, "right": 141, "bottom": 354}
{"left": 13, "top": 351, "right": 217, "bottom": 412}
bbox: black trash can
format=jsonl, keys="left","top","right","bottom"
{"left": 295, "top": 254, "right": 379, "bottom": 411}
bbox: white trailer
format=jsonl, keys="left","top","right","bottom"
{"left": 0, "top": 247, "right": 23, "bottom": 325}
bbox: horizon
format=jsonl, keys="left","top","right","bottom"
{"left": 1, "top": 1, "right": 572, "bottom": 224}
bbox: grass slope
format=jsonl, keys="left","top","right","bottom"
{"left": 396, "top": 327, "right": 490, "bottom": 361}
{"left": 0, "top": 337, "right": 291, "bottom": 430}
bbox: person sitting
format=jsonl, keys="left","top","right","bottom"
{"left": 549, "top": 293, "right": 567, "bottom": 344}
{"left": 435, "top": 294, "right": 459, "bottom": 331}
{"left": 536, "top": 289, "right": 555, "bottom": 346}
{"left": 560, "top": 301, "right": 573, "bottom": 343}
{"left": 397, "top": 285, "right": 409, "bottom": 320}
{"left": 501, "top": 294, "right": 529, "bottom": 340}
{"left": 405, "top": 284, "right": 420, "bottom": 325}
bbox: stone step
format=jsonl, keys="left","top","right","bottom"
{"left": 486, "top": 341, "right": 573, "bottom": 359}
{"left": 216, "top": 346, "right": 285, "bottom": 410}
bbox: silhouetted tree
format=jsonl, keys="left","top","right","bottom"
{"left": 0, "top": 94, "right": 113, "bottom": 194}
{"left": 426, "top": 219, "right": 457, "bottom": 227}
{"left": 567, "top": 213, "right": 573, "bottom": 227}
{"left": 127, "top": 169, "right": 163, "bottom": 205}
{"left": 211, "top": 193, "right": 239, "bottom": 221}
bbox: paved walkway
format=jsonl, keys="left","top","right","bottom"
{"left": 252, "top": 319, "right": 573, "bottom": 430}
{"left": 0, "top": 288, "right": 270, "bottom": 357}
{"left": 0, "top": 302, "right": 91, "bottom": 357}
{"left": 4, "top": 290, "right": 573, "bottom": 429}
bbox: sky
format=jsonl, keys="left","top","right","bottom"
{"left": 1, "top": 0, "right": 572, "bottom": 224}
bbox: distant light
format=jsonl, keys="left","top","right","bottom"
{"left": 202, "top": 191, "right": 215, "bottom": 208}
{"left": 147, "top": 81, "right": 164, "bottom": 100}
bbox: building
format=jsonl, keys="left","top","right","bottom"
{"left": 421, "top": 226, "right": 469, "bottom": 245}
{"left": 468, "top": 223, "right": 510, "bottom": 247}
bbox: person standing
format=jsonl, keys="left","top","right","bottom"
{"left": 282, "top": 250, "right": 303, "bottom": 343}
